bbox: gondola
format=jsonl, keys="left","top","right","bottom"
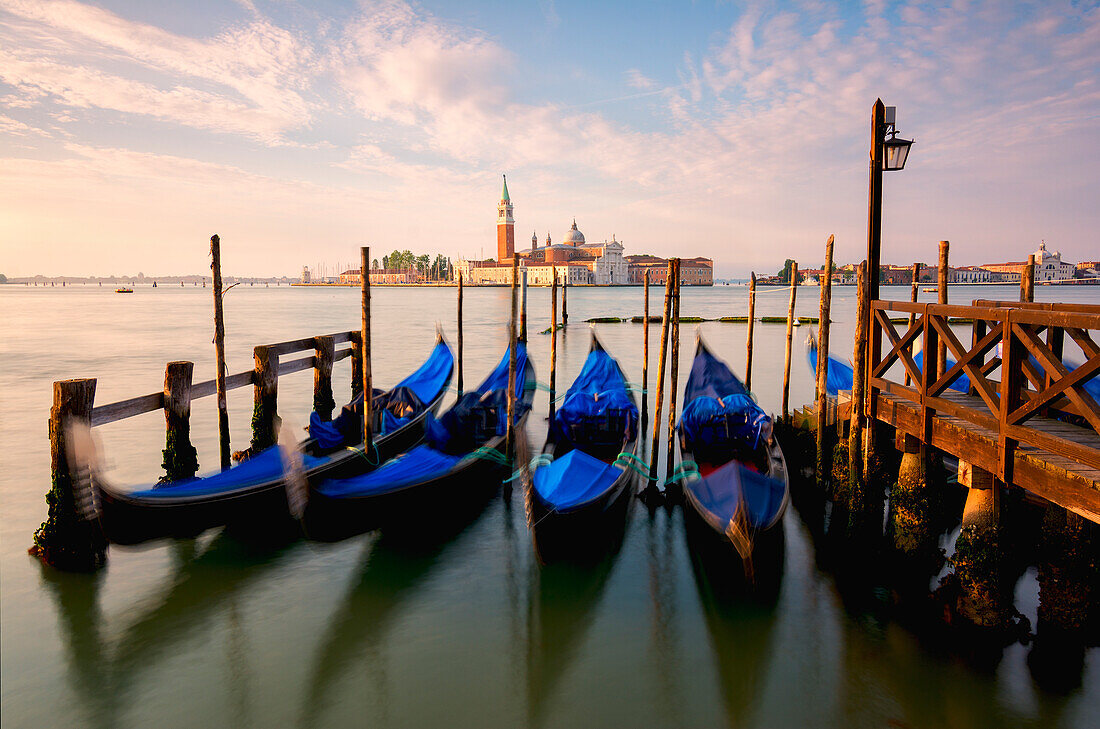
{"left": 806, "top": 335, "right": 854, "bottom": 397}
{"left": 676, "top": 338, "right": 789, "bottom": 581}
{"left": 306, "top": 339, "right": 536, "bottom": 539}
{"left": 95, "top": 336, "right": 454, "bottom": 545}
{"left": 526, "top": 333, "right": 639, "bottom": 561}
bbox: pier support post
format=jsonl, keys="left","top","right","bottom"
{"left": 890, "top": 433, "right": 936, "bottom": 558}
{"left": 32, "top": 379, "right": 107, "bottom": 571}
{"left": 251, "top": 346, "right": 279, "bottom": 453}
{"left": 951, "top": 462, "right": 1010, "bottom": 627}
{"left": 350, "top": 333, "right": 364, "bottom": 399}
{"left": 313, "top": 336, "right": 336, "bottom": 421}
{"left": 161, "top": 361, "right": 198, "bottom": 482}
{"left": 847, "top": 262, "right": 869, "bottom": 503}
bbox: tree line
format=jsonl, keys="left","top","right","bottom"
{"left": 373, "top": 250, "right": 453, "bottom": 280}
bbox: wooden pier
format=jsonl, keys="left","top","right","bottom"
{"left": 867, "top": 298, "right": 1100, "bottom": 522}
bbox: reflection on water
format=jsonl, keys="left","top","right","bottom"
{"left": 6, "top": 284, "right": 1099, "bottom": 728}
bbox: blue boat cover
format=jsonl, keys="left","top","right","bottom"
{"left": 532, "top": 449, "right": 621, "bottom": 511}
{"left": 686, "top": 458, "right": 786, "bottom": 530}
{"left": 309, "top": 340, "right": 454, "bottom": 447}
{"left": 314, "top": 444, "right": 462, "bottom": 497}
{"left": 552, "top": 347, "right": 638, "bottom": 447}
{"left": 680, "top": 393, "right": 771, "bottom": 452}
{"left": 807, "top": 338, "right": 854, "bottom": 397}
{"left": 684, "top": 345, "right": 750, "bottom": 402}
{"left": 128, "top": 447, "right": 332, "bottom": 499}
{"left": 319, "top": 342, "right": 533, "bottom": 498}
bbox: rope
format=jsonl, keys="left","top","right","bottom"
{"left": 468, "top": 445, "right": 511, "bottom": 467}
{"left": 345, "top": 440, "right": 382, "bottom": 467}
{"left": 664, "top": 460, "right": 700, "bottom": 486}
{"left": 502, "top": 453, "right": 554, "bottom": 484}
{"left": 613, "top": 451, "right": 650, "bottom": 478}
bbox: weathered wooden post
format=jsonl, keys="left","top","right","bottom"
{"left": 506, "top": 256, "right": 519, "bottom": 460}
{"left": 32, "top": 378, "right": 107, "bottom": 571}
{"left": 937, "top": 241, "right": 949, "bottom": 377}
{"left": 161, "top": 361, "right": 198, "bottom": 482}
{"left": 845, "top": 262, "right": 868, "bottom": 507}
{"left": 642, "top": 268, "right": 650, "bottom": 430}
{"left": 781, "top": 262, "right": 799, "bottom": 421}
{"left": 905, "top": 262, "right": 920, "bottom": 386}
{"left": 520, "top": 268, "right": 528, "bottom": 341}
{"left": 456, "top": 271, "right": 464, "bottom": 398}
{"left": 1021, "top": 254, "right": 1036, "bottom": 303}
{"left": 210, "top": 234, "right": 231, "bottom": 470}
{"left": 815, "top": 237, "right": 834, "bottom": 488}
{"left": 549, "top": 266, "right": 558, "bottom": 423}
{"left": 351, "top": 332, "right": 364, "bottom": 399}
{"left": 745, "top": 272, "right": 756, "bottom": 391}
{"left": 251, "top": 345, "right": 279, "bottom": 452}
{"left": 646, "top": 263, "right": 675, "bottom": 493}
{"left": 561, "top": 273, "right": 568, "bottom": 326}
{"left": 665, "top": 259, "right": 682, "bottom": 489}
{"left": 361, "top": 247, "right": 373, "bottom": 449}
{"left": 313, "top": 335, "right": 336, "bottom": 421}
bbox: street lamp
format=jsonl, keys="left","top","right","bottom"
{"left": 866, "top": 99, "right": 914, "bottom": 303}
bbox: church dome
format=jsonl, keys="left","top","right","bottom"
{"left": 564, "top": 219, "right": 585, "bottom": 246}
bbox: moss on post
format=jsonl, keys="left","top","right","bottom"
{"left": 890, "top": 434, "right": 937, "bottom": 559}
{"left": 952, "top": 524, "right": 1010, "bottom": 628}
{"left": 160, "top": 361, "right": 198, "bottom": 483}
{"left": 32, "top": 379, "right": 107, "bottom": 572}
{"left": 313, "top": 335, "right": 336, "bottom": 421}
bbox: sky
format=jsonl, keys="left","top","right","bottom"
{"left": 1, "top": 0, "right": 1097, "bottom": 279}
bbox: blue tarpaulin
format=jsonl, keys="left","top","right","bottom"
{"left": 314, "top": 444, "right": 462, "bottom": 497}
{"left": 129, "top": 448, "right": 331, "bottom": 499}
{"left": 807, "top": 338, "right": 854, "bottom": 397}
{"left": 532, "top": 449, "right": 621, "bottom": 511}
{"left": 688, "top": 458, "right": 786, "bottom": 530}
{"left": 309, "top": 340, "right": 454, "bottom": 448}
{"left": 680, "top": 393, "right": 770, "bottom": 452}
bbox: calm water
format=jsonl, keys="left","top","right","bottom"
{"left": 2, "top": 282, "right": 1098, "bottom": 729}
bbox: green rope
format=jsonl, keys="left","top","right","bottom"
{"left": 345, "top": 440, "right": 382, "bottom": 467}
{"left": 664, "top": 460, "right": 700, "bottom": 486}
{"left": 613, "top": 451, "right": 650, "bottom": 478}
{"left": 467, "top": 445, "right": 510, "bottom": 467}
{"left": 503, "top": 453, "right": 554, "bottom": 484}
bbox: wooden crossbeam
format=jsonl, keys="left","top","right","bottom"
{"left": 872, "top": 309, "right": 923, "bottom": 383}
{"left": 928, "top": 317, "right": 1001, "bottom": 414}
{"left": 1009, "top": 350, "right": 1100, "bottom": 426}
{"left": 1013, "top": 323, "right": 1100, "bottom": 434}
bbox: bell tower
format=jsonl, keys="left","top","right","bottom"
{"left": 496, "top": 175, "right": 514, "bottom": 262}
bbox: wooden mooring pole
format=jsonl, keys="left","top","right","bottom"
{"left": 847, "top": 261, "right": 868, "bottom": 503}
{"left": 361, "top": 247, "right": 373, "bottom": 449}
{"left": 561, "top": 274, "right": 568, "bottom": 326}
{"left": 745, "top": 272, "right": 756, "bottom": 392}
{"left": 251, "top": 345, "right": 278, "bottom": 453}
{"left": 782, "top": 261, "right": 799, "bottom": 421}
{"left": 1022, "top": 254, "right": 1036, "bottom": 303}
{"left": 905, "top": 262, "right": 919, "bottom": 386}
{"left": 457, "top": 271, "right": 464, "bottom": 398}
{"left": 646, "top": 262, "right": 675, "bottom": 492}
{"left": 32, "top": 378, "right": 107, "bottom": 571}
{"left": 815, "top": 238, "right": 834, "bottom": 488}
{"left": 162, "top": 361, "right": 198, "bottom": 482}
{"left": 665, "top": 259, "right": 682, "bottom": 490}
{"left": 313, "top": 336, "right": 336, "bottom": 422}
{"left": 210, "top": 234, "right": 231, "bottom": 470}
{"left": 520, "top": 268, "right": 528, "bottom": 341}
{"left": 506, "top": 256, "right": 519, "bottom": 460}
{"left": 937, "top": 241, "right": 949, "bottom": 377}
{"left": 642, "top": 269, "right": 650, "bottom": 430}
{"left": 549, "top": 266, "right": 558, "bottom": 423}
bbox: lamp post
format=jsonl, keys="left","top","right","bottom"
{"left": 866, "top": 99, "right": 914, "bottom": 303}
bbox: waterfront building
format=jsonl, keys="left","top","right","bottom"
{"left": 339, "top": 268, "right": 421, "bottom": 285}
{"left": 456, "top": 177, "right": 711, "bottom": 285}
{"left": 983, "top": 241, "right": 1077, "bottom": 283}
{"left": 625, "top": 255, "right": 713, "bottom": 285}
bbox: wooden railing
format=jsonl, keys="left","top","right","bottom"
{"left": 89, "top": 331, "right": 359, "bottom": 427}
{"left": 868, "top": 300, "right": 1100, "bottom": 480}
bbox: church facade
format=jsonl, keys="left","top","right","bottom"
{"left": 455, "top": 177, "right": 645, "bottom": 286}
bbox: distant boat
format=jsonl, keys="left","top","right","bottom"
{"left": 923, "top": 287, "right": 938, "bottom": 293}
{"left": 115, "top": 287, "right": 134, "bottom": 293}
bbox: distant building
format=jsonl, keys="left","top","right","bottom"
{"left": 456, "top": 177, "right": 711, "bottom": 285}
{"left": 625, "top": 255, "right": 713, "bottom": 285}
{"left": 983, "top": 241, "right": 1077, "bottom": 283}
{"left": 300, "top": 266, "right": 311, "bottom": 284}
{"left": 339, "top": 268, "right": 421, "bottom": 285}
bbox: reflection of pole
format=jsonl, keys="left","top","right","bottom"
{"left": 210, "top": 234, "right": 231, "bottom": 470}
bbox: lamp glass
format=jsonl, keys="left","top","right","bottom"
{"left": 883, "top": 135, "right": 912, "bottom": 171}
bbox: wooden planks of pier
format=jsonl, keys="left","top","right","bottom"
{"left": 866, "top": 298, "right": 1100, "bottom": 523}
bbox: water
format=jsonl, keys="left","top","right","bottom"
{"left": 2, "top": 282, "right": 1098, "bottom": 729}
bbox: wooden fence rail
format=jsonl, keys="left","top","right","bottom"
{"left": 89, "top": 331, "right": 358, "bottom": 427}
{"left": 868, "top": 300, "right": 1100, "bottom": 493}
